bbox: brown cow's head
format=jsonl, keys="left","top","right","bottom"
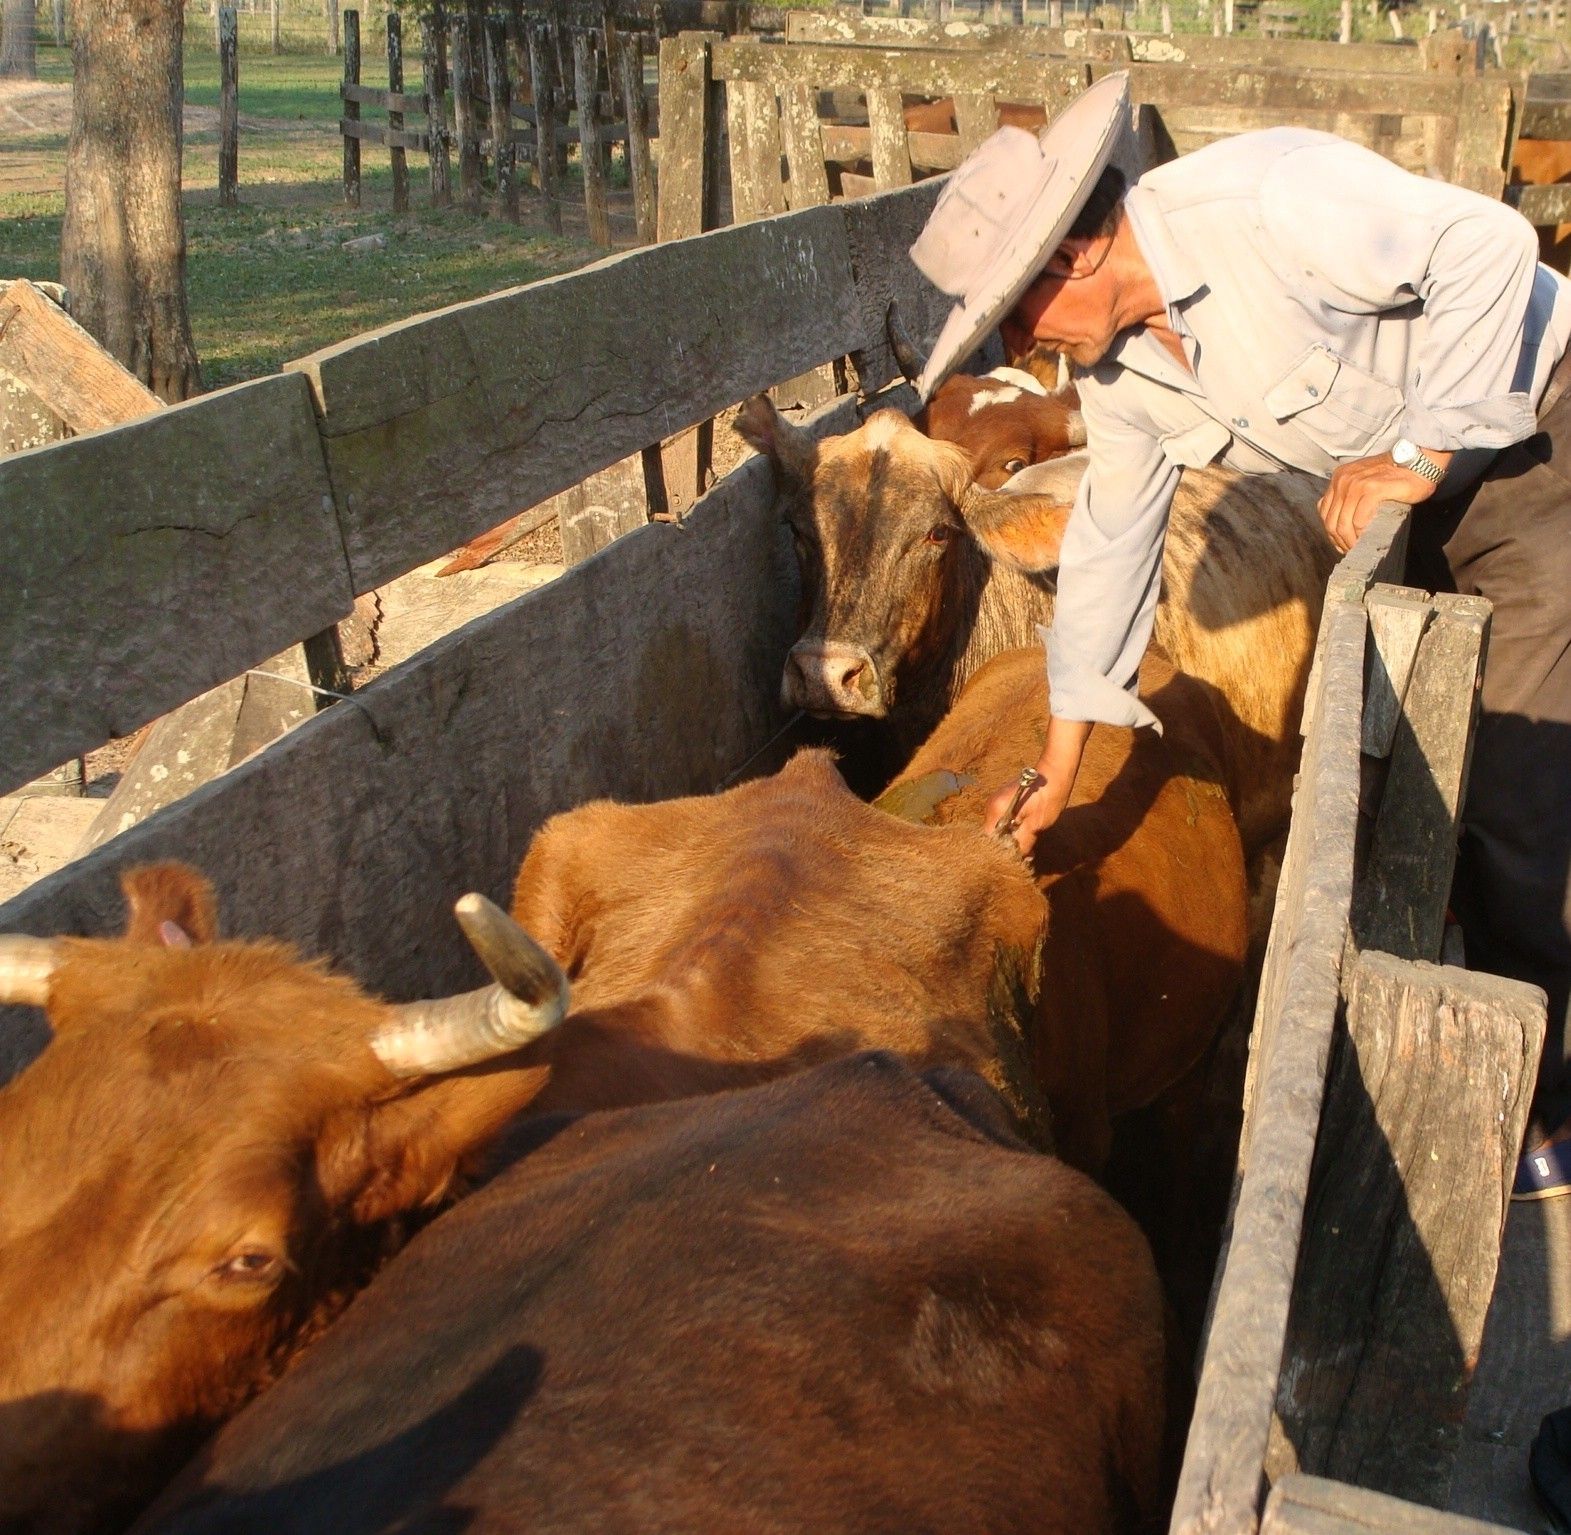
{"left": 0, "top": 864, "right": 567, "bottom": 1535}
{"left": 916, "top": 371, "right": 1085, "bottom": 489}
{"left": 737, "top": 396, "right": 1077, "bottom": 725}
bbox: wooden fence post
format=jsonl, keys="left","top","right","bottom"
{"left": 424, "top": 7, "right": 452, "bottom": 208}
{"left": 485, "top": 15, "right": 519, "bottom": 222}
{"left": 387, "top": 10, "right": 410, "bottom": 215}
{"left": 343, "top": 9, "right": 361, "bottom": 206}
{"left": 527, "top": 22, "right": 563, "bottom": 232}
{"left": 450, "top": 9, "right": 481, "bottom": 211}
{"left": 574, "top": 31, "right": 611, "bottom": 245}
{"left": 617, "top": 31, "right": 656, "bottom": 244}
{"left": 326, "top": 0, "right": 340, "bottom": 55}
{"left": 52, "top": 0, "right": 64, "bottom": 45}
{"left": 219, "top": 7, "right": 239, "bottom": 207}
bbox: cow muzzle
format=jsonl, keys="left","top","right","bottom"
{"left": 783, "top": 642, "right": 886, "bottom": 718}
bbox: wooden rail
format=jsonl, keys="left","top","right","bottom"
{"left": 0, "top": 182, "right": 948, "bottom": 798}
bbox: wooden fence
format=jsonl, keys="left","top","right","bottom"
{"left": 656, "top": 32, "right": 1515, "bottom": 234}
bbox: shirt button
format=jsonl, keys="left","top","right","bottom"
{"left": 1232, "top": 416, "right": 1249, "bottom": 429}
{"left": 1306, "top": 385, "right": 1320, "bottom": 398}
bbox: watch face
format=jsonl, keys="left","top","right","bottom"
{"left": 1392, "top": 439, "right": 1417, "bottom": 466}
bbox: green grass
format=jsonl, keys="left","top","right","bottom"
{"left": 182, "top": 43, "right": 348, "bottom": 123}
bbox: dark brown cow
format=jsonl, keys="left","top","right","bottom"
{"left": 915, "top": 369, "right": 1085, "bottom": 487}
{"left": 901, "top": 95, "right": 1049, "bottom": 138}
{"left": 136, "top": 1055, "right": 1171, "bottom": 1535}
{"left": 0, "top": 872, "right": 569, "bottom": 1535}
{"left": 508, "top": 644, "right": 1246, "bottom": 1172}
{"left": 736, "top": 398, "right": 1334, "bottom": 859}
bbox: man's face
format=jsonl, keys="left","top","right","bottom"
{"left": 1002, "top": 237, "right": 1121, "bottom": 370}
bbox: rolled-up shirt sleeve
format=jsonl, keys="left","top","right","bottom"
{"left": 1260, "top": 138, "right": 1541, "bottom": 451}
{"left": 1043, "top": 390, "right": 1178, "bottom": 733}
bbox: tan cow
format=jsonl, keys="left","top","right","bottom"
{"left": 736, "top": 398, "right": 1334, "bottom": 860}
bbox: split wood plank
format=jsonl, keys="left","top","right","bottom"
{"left": 867, "top": 86, "right": 914, "bottom": 188}
{"left": 1361, "top": 583, "right": 1432, "bottom": 759}
{"left": 0, "top": 373, "right": 352, "bottom": 796}
{"left": 1264, "top": 953, "right": 1545, "bottom": 1509}
{"left": 0, "top": 280, "right": 162, "bottom": 434}
{"left": 1265, "top": 1474, "right": 1526, "bottom": 1535}
{"left": 290, "top": 202, "right": 865, "bottom": 589}
{"left": 1351, "top": 592, "right": 1490, "bottom": 963}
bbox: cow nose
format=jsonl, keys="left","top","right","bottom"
{"left": 783, "top": 643, "right": 885, "bottom": 718}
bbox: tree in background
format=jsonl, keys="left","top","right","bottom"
{"left": 0, "top": 0, "right": 38, "bottom": 78}
{"left": 61, "top": 0, "right": 201, "bottom": 401}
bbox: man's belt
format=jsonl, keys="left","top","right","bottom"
{"left": 1540, "top": 342, "right": 1571, "bottom": 420}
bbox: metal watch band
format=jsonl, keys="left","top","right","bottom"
{"left": 1396, "top": 443, "right": 1445, "bottom": 485}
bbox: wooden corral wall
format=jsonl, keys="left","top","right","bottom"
{"left": 0, "top": 179, "right": 949, "bottom": 1083}
{"left": 656, "top": 31, "right": 1515, "bottom": 225}
{"left": 1171, "top": 509, "right": 1546, "bottom": 1535}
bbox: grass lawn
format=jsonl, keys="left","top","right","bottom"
{"left": 0, "top": 35, "right": 617, "bottom": 390}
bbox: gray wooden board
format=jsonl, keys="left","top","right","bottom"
{"left": 1507, "top": 181, "right": 1571, "bottom": 227}
{"left": 0, "top": 448, "right": 802, "bottom": 1086}
{"left": 0, "top": 373, "right": 351, "bottom": 797}
{"left": 288, "top": 206, "right": 864, "bottom": 593}
{"left": 1264, "top": 953, "right": 1545, "bottom": 1509}
{"left": 1174, "top": 600, "right": 1369, "bottom": 1535}
{"left": 1266, "top": 1473, "right": 1528, "bottom": 1535}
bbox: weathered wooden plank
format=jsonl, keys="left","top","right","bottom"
{"left": 556, "top": 451, "right": 649, "bottom": 563}
{"left": 1174, "top": 598, "right": 1369, "bottom": 1535}
{"left": 1264, "top": 955, "right": 1545, "bottom": 1508}
{"left": 712, "top": 37, "right": 1088, "bottom": 101}
{"left": 338, "top": 117, "right": 430, "bottom": 151}
{"left": 656, "top": 30, "right": 718, "bottom": 240}
{"left": 616, "top": 30, "right": 656, "bottom": 244}
{"left": 821, "top": 122, "right": 964, "bottom": 173}
{"left": 1520, "top": 98, "right": 1571, "bottom": 138}
{"left": 1091, "top": 59, "right": 1483, "bottom": 117}
{"left": 726, "top": 77, "right": 771, "bottom": 223}
{"left": 1507, "top": 180, "right": 1571, "bottom": 226}
{"left": 341, "top": 80, "right": 429, "bottom": 112}
{"left": 387, "top": 11, "right": 411, "bottom": 215}
{"left": 574, "top": 32, "right": 612, "bottom": 246}
{"left": 1265, "top": 1473, "right": 1528, "bottom": 1535}
{"left": 526, "top": 22, "right": 563, "bottom": 232}
{"left": 867, "top": 85, "right": 914, "bottom": 188}
{"left": 0, "top": 374, "right": 351, "bottom": 797}
{"left": 0, "top": 402, "right": 874, "bottom": 1085}
{"left": 953, "top": 90, "right": 1000, "bottom": 153}
{"left": 1361, "top": 583, "right": 1431, "bottom": 760}
{"left": 288, "top": 204, "right": 866, "bottom": 591}
{"left": 0, "top": 280, "right": 162, "bottom": 433}
{"left": 1351, "top": 593, "right": 1489, "bottom": 963}
{"left": 1451, "top": 75, "right": 1514, "bottom": 196}
{"left": 779, "top": 80, "right": 833, "bottom": 209}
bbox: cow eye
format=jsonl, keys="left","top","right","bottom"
{"left": 1002, "top": 458, "right": 1028, "bottom": 476}
{"left": 925, "top": 523, "right": 956, "bottom": 546}
{"left": 215, "top": 1249, "right": 285, "bottom": 1285}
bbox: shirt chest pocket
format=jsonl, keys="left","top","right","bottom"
{"left": 1264, "top": 344, "right": 1403, "bottom": 456}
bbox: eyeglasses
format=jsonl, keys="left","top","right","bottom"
{"left": 1039, "top": 235, "right": 1116, "bottom": 284}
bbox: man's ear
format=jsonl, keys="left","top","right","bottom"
{"left": 735, "top": 394, "right": 819, "bottom": 487}
{"left": 121, "top": 863, "right": 220, "bottom": 946}
{"left": 961, "top": 487, "right": 1072, "bottom": 573}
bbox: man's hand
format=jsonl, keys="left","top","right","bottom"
{"left": 982, "top": 716, "right": 1092, "bottom": 859}
{"left": 1317, "top": 448, "right": 1452, "bottom": 554}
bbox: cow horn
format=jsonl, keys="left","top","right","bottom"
{"left": 885, "top": 299, "right": 928, "bottom": 385}
{"left": 1063, "top": 407, "right": 1087, "bottom": 449}
{"left": 370, "top": 895, "right": 569, "bottom": 1078}
{"left": 0, "top": 936, "right": 59, "bottom": 1008}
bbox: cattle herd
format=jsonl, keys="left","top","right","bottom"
{"left": 0, "top": 367, "right": 1337, "bottom": 1535}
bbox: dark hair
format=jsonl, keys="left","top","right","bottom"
{"left": 1067, "top": 165, "right": 1128, "bottom": 242}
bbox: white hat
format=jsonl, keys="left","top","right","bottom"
{"left": 909, "top": 71, "right": 1132, "bottom": 402}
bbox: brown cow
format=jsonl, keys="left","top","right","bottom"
{"left": 0, "top": 871, "right": 569, "bottom": 1535}
{"left": 135, "top": 1055, "right": 1171, "bottom": 1535}
{"left": 1510, "top": 135, "right": 1571, "bottom": 273}
{"left": 915, "top": 368, "right": 1085, "bottom": 487}
{"left": 736, "top": 398, "right": 1334, "bottom": 859}
{"left": 509, "top": 644, "right": 1246, "bottom": 1173}
{"left": 901, "top": 94, "right": 1048, "bottom": 138}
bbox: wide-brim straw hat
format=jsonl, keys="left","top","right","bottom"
{"left": 909, "top": 71, "right": 1132, "bottom": 402}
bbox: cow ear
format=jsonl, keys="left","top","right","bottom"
{"left": 961, "top": 488, "right": 1072, "bottom": 573}
{"left": 121, "top": 863, "right": 220, "bottom": 946}
{"left": 735, "top": 394, "right": 818, "bottom": 486}
{"left": 317, "top": 1069, "right": 550, "bottom": 1227}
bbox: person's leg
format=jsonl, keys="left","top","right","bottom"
{"left": 1429, "top": 414, "right": 1571, "bottom": 1141}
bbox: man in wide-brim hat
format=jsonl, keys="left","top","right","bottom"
{"left": 910, "top": 72, "right": 1571, "bottom": 1194}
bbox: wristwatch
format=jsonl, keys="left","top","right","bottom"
{"left": 1391, "top": 438, "right": 1446, "bottom": 486}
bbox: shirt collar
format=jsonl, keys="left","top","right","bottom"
{"left": 1123, "top": 184, "right": 1206, "bottom": 313}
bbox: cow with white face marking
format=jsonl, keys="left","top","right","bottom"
{"left": 736, "top": 397, "right": 1334, "bottom": 858}
{"left": 916, "top": 368, "right": 1086, "bottom": 488}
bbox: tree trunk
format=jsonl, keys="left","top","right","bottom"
{"left": 60, "top": 0, "right": 201, "bottom": 402}
{"left": 0, "top": 0, "right": 38, "bottom": 78}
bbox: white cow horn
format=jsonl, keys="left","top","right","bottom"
{"left": 0, "top": 936, "right": 59, "bottom": 1008}
{"left": 370, "top": 895, "right": 569, "bottom": 1078}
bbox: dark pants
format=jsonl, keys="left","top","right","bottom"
{"left": 1407, "top": 391, "right": 1571, "bottom": 1136}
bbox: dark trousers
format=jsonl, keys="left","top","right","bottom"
{"left": 1407, "top": 390, "right": 1571, "bottom": 1135}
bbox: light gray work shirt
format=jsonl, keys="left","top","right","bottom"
{"left": 1039, "top": 126, "right": 1571, "bottom": 733}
